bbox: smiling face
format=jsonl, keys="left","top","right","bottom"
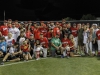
{"left": 8, "top": 33, "right": 12, "bottom": 38}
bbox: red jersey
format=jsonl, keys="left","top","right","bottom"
{"left": 39, "top": 37, "right": 48, "bottom": 48}
{"left": 61, "top": 38, "right": 70, "bottom": 47}
{"left": 69, "top": 40, "right": 74, "bottom": 50}
{"left": 21, "top": 44, "right": 29, "bottom": 52}
{"left": 71, "top": 27, "right": 78, "bottom": 37}
{"left": 47, "top": 31, "right": 52, "bottom": 39}
{"left": 25, "top": 30, "right": 32, "bottom": 39}
{"left": 0, "top": 25, "right": 8, "bottom": 36}
{"left": 39, "top": 27, "right": 48, "bottom": 37}
{"left": 96, "top": 30, "right": 100, "bottom": 40}
{"left": 34, "top": 28, "right": 40, "bottom": 40}
{"left": 53, "top": 27, "right": 60, "bottom": 37}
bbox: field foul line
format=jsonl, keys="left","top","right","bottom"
{"left": 0, "top": 58, "right": 48, "bottom": 67}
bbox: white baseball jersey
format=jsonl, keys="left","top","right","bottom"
{"left": 5, "top": 37, "right": 15, "bottom": 46}
{"left": 9, "top": 27, "right": 20, "bottom": 42}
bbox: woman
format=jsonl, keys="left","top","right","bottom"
{"left": 69, "top": 34, "right": 81, "bottom": 57}
{"left": 21, "top": 40, "right": 32, "bottom": 61}
{"left": 88, "top": 28, "right": 93, "bottom": 56}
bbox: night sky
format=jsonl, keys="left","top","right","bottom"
{"left": 0, "top": 0, "right": 100, "bottom": 21}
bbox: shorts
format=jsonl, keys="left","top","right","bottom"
{"left": 7, "top": 54, "right": 17, "bottom": 60}
{"left": 56, "top": 50, "right": 61, "bottom": 55}
{"left": 70, "top": 50, "right": 74, "bottom": 52}
{"left": 23, "top": 52, "right": 29, "bottom": 55}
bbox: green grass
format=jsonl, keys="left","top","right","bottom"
{"left": 0, "top": 57, "right": 100, "bottom": 75}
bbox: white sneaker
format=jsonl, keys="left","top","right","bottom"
{"left": 36, "top": 58, "right": 40, "bottom": 60}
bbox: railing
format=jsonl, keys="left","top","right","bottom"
{"left": 0, "top": 20, "right": 100, "bottom": 25}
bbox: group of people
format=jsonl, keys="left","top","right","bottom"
{"left": 0, "top": 19, "right": 100, "bottom": 65}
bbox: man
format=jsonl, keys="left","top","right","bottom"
{"left": 96, "top": 26, "right": 100, "bottom": 56}
{"left": 9, "top": 22, "right": 20, "bottom": 42}
{"left": 66, "top": 22, "right": 72, "bottom": 37}
{"left": 71, "top": 23, "right": 78, "bottom": 52}
{"left": 92, "top": 24, "right": 99, "bottom": 56}
{"left": 0, "top": 21, "right": 9, "bottom": 38}
{"left": 50, "top": 34, "right": 62, "bottom": 57}
{"left": 1, "top": 42, "right": 22, "bottom": 65}
{"left": 77, "top": 23, "right": 84, "bottom": 55}
{"left": 39, "top": 33, "right": 49, "bottom": 58}
{"left": 61, "top": 33, "right": 70, "bottom": 58}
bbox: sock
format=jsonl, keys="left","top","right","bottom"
{"left": 36, "top": 51, "right": 40, "bottom": 58}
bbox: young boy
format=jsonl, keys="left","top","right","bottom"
{"left": 0, "top": 37, "right": 7, "bottom": 57}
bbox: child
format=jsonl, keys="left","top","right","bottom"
{"left": 34, "top": 39, "right": 43, "bottom": 60}
{"left": 21, "top": 40, "right": 32, "bottom": 61}
{"left": 0, "top": 37, "right": 7, "bottom": 57}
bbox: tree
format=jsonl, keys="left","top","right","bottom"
{"left": 81, "top": 14, "right": 96, "bottom": 20}
{"left": 63, "top": 17, "right": 76, "bottom": 21}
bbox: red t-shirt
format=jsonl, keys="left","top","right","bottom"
{"left": 71, "top": 27, "right": 78, "bottom": 37}
{"left": 62, "top": 38, "right": 70, "bottom": 47}
{"left": 0, "top": 25, "right": 8, "bottom": 36}
{"left": 39, "top": 27, "right": 48, "bottom": 37}
{"left": 47, "top": 31, "right": 52, "bottom": 39}
{"left": 25, "top": 30, "right": 32, "bottom": 39}
{"left": 96, "top": 30, "right": 100, "bottom": 40}
{"left": 39, "top": 37, "right": 48, "bottom": 48}
{"left": 34, "top": 28, "right": 40, "bottom": 40}
{"left": 21, "top": 44, "right": 29, "bottom": 52}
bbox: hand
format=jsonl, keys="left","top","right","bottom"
{"left": 56, "top": 47, "right": 59, "bottom": 50}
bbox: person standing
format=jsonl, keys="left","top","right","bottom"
{"left": 96, "top": 26, "right": 100, "bottom": 56}
{"left": 9, "top": 22, "right": 20, "bottom": 42}
{"left": 0, "top": 21, "right": 9, "bottom": 38}
{"left": 39, "top": 33, "right": 49, "bottom": 58}
{"left": 77, "top": 23, "right": 84, "bottom": 55}
{"left": 92, "top": 24, "right": 99, "bottom": 56}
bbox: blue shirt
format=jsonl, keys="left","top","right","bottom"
{"left": 0, "top": 41, "right": 7, "bottom": 53}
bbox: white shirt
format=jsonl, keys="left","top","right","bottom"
{"left": 9, "top": 27, "right": 20, "bottom": 42}
{"left": 9, "top": 47, "right": 17, "bottom": 53}
{"left": 34, "top": 45, "right": 43, "bottom": 51}
{"left": 5, "top": 37, "right": 15, "bottom": 46}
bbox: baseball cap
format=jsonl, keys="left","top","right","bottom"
{"left": 30, "top": 34, "right": 34, "bottom": 36}
{"left": 93, "top": 23, "right": 97, "bottom": 27}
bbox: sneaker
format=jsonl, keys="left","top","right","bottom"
{"left": 6, "top": 60, "right": 10, "bottom": 62}
{"left": 24, "top": 60, "right": 28, "bottom": 62}
{"left": 61, "top": 55, "right": 64, "bottom": 58}
{"left": 36, "top": 58, "right": 40, "bottom": 60}
{"left": 67, "top": 56, "right": 69, "bottom": 59}
{"left": 1, "top": 62, "right": 4, "bottom": 65}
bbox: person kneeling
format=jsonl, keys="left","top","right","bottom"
{"left": 1, "top": 42, "right": 22, "bottom": 65}
{"left": 21, "top": 40, "right": 32, "bottom": 61}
